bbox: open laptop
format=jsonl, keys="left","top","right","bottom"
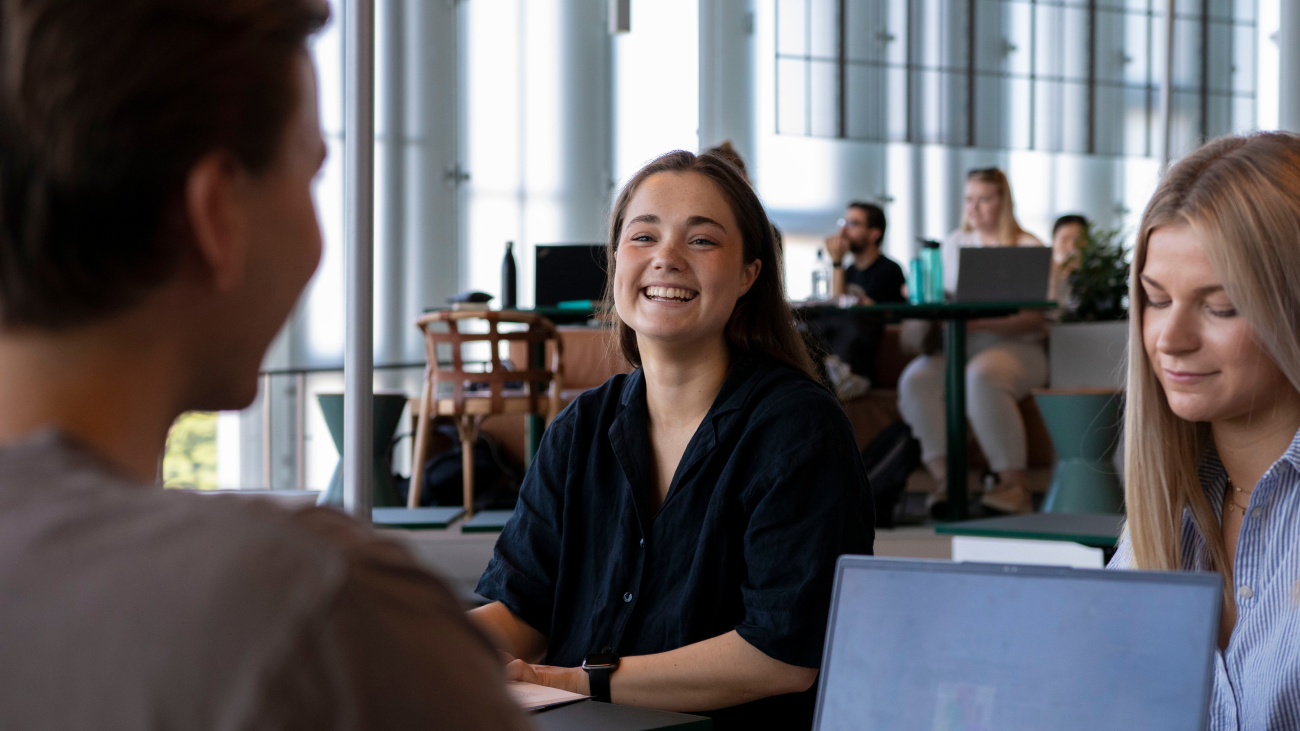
{"left": 535, "top": 243, "right": 606, "bottom": 307}
{"left": 955, "top": 246, "right": 1053, "bottom": 302}
{"left": 812, "top": 557, "right": 1221, "bottom": 731}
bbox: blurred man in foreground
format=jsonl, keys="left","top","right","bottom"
{"left": 0, "top": 1, "right": 528, "bottom": 728}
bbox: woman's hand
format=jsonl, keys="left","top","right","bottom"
{"left": 504, "top": 660, "right": 591, "bottom": 695}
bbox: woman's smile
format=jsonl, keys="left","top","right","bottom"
{"left": 642, "top": 285, "right": 699, "bottom": 303}
{"left": 1161, "top": 367, "right": 1220, "bottom": 385}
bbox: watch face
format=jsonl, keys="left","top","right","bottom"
{"left": 583, "top": 653, "right": 619, "bottom": 669}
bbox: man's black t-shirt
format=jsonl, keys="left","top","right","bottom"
{"left": 843, "top": 254, "right": 906, "bottom": 303}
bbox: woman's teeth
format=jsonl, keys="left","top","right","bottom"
{"left": 644, "top": 286, "right": 697, "bottom": 302}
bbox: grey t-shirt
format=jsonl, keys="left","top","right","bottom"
{"left": 0, "top": 430, "right": 531, "bottom": 731}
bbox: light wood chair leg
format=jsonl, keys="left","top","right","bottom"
{"left": 407, "top": 378, "right": 434, "bottom": 509}
{"left": 458, "top": 417, "right": 481, "bottom": 518}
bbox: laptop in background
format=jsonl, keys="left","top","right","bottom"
{"left": 535, "top": 244, "right": 606, "bottom": 307}
{"left": 813, "top": 556, "right": 1220, "bottom": 731}
{"left": 955, "top": 246, "right": 1053, "bottom": 302}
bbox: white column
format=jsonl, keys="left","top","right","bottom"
{"left": 698, "top": 0, "right": 757, "bottom": 161}
{"left": 1280, "top": 0, "right": 1300, "bottom": 132}
{"left": 344, "top": 0, "right": 376, "bottom": 523}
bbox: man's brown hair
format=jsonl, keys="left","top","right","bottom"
{"left": 0, "top": 0, "right": 329, "bottom": 329}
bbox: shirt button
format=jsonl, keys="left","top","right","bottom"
{"left": 623, "top": 592, "right": 633, "bottom": 603}
{"left": 1238, "top": 585, "right": 1254, "bottom": 600}
{"left": 1250, "top": 507, "right": 1264, "bottom": 519}
{"left": 639, "top": 538, "right": 645, "bottom": 547}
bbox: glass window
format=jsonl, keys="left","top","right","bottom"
{"left": 773, "top": 0, "right": 1258, "bottom": 158}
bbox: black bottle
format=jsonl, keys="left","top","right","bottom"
{"left": 502, "top": 241, "right": 517, "bottom": 309}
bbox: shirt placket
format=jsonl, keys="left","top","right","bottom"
{"left": 608, "top": 529, "right": 647, "bottom": 653}
{"left": 1227, "top": 468, "right": 1277, "bottom": 730}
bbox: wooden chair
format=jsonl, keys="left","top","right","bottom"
{"left": 407, "top": 310, "right": 563, "bottom": 515}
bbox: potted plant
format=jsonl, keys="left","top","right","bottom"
{"left": 1049, "top": 224, "right": 1130, "bottom": 389}
{"left": 1037, "top": 224, "right": 1131, "bottom": 513}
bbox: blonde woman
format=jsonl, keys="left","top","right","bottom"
{"left": 897, "top": 168, "right": 1048, "bottom": 514}
{"left": 1109, "top": 132, "right": 1300, "bottom": 729}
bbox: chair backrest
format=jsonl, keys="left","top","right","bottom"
{"left": 415, "top": 310, "right": 564, "bottom": 418}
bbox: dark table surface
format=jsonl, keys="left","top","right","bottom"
{"left": 532, "top": 700, "right": 711, "bottom": 731}
{"left": 935, "top": 513, "right": 1124, "bottom": 548}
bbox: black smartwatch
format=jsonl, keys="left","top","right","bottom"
{"left": 582, "top": 651, "right": 620, "bottom": 703}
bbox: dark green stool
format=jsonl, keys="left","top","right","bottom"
{"left": 317, "top": 393, "right": 408, "bottom": 508}
{"left": 1033, "top": 389, "right": 1124, "bottom": 514}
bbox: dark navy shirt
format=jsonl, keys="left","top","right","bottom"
{"left": 477, "top": 355, "right": 874, "bottom": 729}
{"left": 843, "top": 253, "right": 907, "bottom": 304}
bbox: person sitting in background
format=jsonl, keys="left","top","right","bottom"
{"left": 897, "top": 167, "right": 1048, "bottom": 515}
{"left": 1049, "top": 213, "right": 1089, "bottom": 309}
{"left": 470, "top": 150, "right": 873, "bottom": 731}
{"left": 810, "top": 202, "right": 907, "bottom": 393}
{"left": 824, "top": 202, "right": 907, "bottom": 306}
{"left": 0, "top": 2, "right": 527, "bottom": 729}
{"left": 1109, "top": 132, "right": 1300, "bottom": 729}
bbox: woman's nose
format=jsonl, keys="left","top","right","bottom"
{"left": 651, "top": 237, "right": 687, "bottom": 270}
{"left": 1156, "top": 303, "right": 1200, "bottom": 355}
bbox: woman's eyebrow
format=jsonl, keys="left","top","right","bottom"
{"left": 686, "top": 215, "right": 726, "bottom": 232}
{"left": 1139, "top": 273, "right": 1166, "bottom": 290}
{"left": 1140, "top": 273, "right": 1225, "bottom": 296}
{"left": 627, "top": 214, "right": 659, "bottom": 226}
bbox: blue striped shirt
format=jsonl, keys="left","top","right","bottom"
{"left": 1110, "top": 427, "right": 1300, "bottom": 730}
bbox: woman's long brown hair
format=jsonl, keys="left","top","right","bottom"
{"left": 602, "top": 150, "right": 817, "bottom": 380}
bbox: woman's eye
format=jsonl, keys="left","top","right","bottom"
{"left": 630, "top": 233, "right": 653, "bottom": 243}
{"left": 690, "top": 237, "right": 717, "bottom": 247}
{"left": 1144, "top": 297, "right": 1171, "bottom": 309}
{"left": 1208, "top": 305, "right": 1238, "bottom": 318}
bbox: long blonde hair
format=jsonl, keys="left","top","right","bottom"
{"left": 1125, "top": 133, "right": 1300, "bottom": 600}
{"left": 961, "top": 167, "right": 1032, "bottom": 246}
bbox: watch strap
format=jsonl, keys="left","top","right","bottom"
{"left": 586, "top": 665, "right": 613, "bottom": 703}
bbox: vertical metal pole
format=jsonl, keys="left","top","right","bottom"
{"left": 967, "top": 0, "right": 977, "bottom": 147}
{"left": 344, "top": 0, "right": 375, "bottom": 524}
{"left": 1161, "top": 0, "right": 1176, "bottom": 166}
{"left": 1198, "top": 0, "right": 1208, "bottom": 144}
{"left": 295, "top": 372, "right": 307, "bottom": 490}
{"left": 1086, "top": 0, "right": 1097, "bottom": 154}
{"left": 945, "top": 318, "right": 968, "bottom": 521}
{"left": 261, "top": 373, "right": 272, "bottom": 489}
{"left": 837, "top": 0, "right": 847, "bottom": 139}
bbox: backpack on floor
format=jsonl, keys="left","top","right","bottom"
{"left": 861, "top": 421, "right": 921, "bottom": 528}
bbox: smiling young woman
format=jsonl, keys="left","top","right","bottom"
{"left": 468, "top": 150, "right": 873, "bottom": 730}
{"left": 1110, "top": 132, "right": 1300, "bottom": 729}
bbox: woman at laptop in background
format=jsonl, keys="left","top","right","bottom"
{"left": 1110, "top": 132, "right": 1300, "bottom": 729}
{"left": 897, "top": 167, "right": 1048, "bottom": 515}
{"left": 469, "top": 150, "right": 874, "bottom": 730}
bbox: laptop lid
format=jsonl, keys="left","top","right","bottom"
{"left": 535, "top": 244, "right": 606, "bottom": 307}
{"left": 813, "top": 557, "right": 1221, "bottom": 731}
{"left": 955, "top": 246, "right": 1053, "bottom": 302}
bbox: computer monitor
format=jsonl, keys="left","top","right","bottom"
{"left": 955, "top": 246, "right": 1053, "bottom": 302}
{"left": 534, "top": 244, "right": 607, "bottom": 307}
{"left": 813, "top": 557, "right": 1221, "bottom": 731}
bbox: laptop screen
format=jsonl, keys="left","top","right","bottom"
{"left": 813, "top": 557, "right": 1220, "bottom": 731}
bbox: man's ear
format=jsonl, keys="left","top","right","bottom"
{"left": 185, "top": 152, "right": 250, "bottom": 293}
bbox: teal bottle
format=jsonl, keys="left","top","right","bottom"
{"left": 921, "top": 240, "right": 944, "bottom": 303}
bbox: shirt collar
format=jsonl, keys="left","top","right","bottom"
{"left": 618, "top": 351, "right": 769, "bottom": 416}
{"left": 1197, "top": 424, "right": 1300, "bottom": 506}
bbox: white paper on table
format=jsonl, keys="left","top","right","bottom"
{"left": 505, "top": 681, "right": 589, "bottom": 711}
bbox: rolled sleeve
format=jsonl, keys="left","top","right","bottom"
{"left": 734, "top": 419, "right": 873, "bottom": 668}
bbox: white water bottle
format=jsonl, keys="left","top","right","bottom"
{"left": 812, "top": 250, "right": 831, "bottom": 300}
